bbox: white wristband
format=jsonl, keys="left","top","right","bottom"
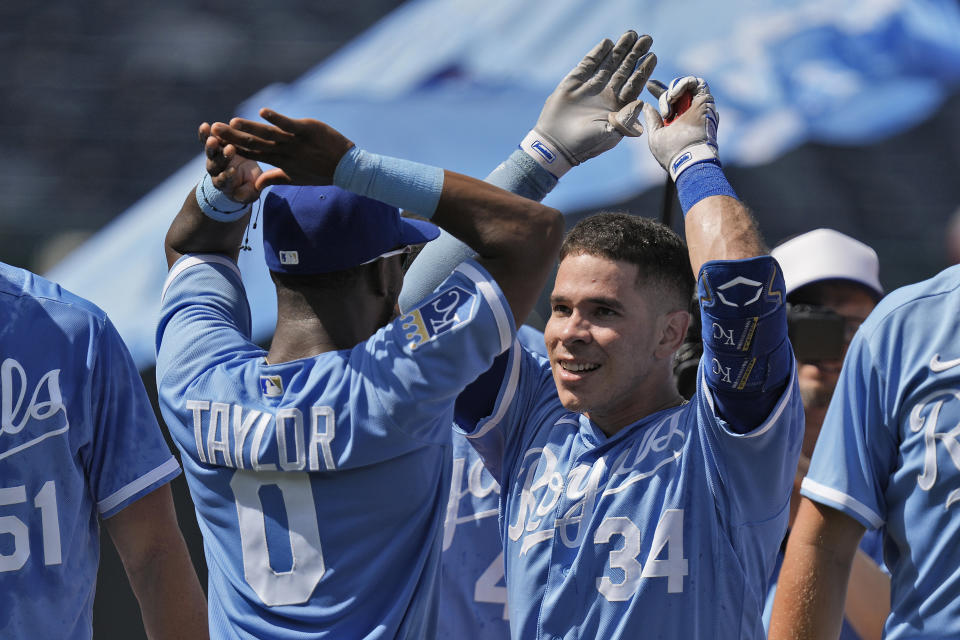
{"left": 195, "top": 173, "right": 250, "bottom": 222}
{"left": 519, "top": 130, "right": 574, "bottom": 178}
{"left": 668, "top": 143, "right": 719, "bottom": 182}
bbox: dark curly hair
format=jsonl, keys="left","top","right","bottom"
{"left": 560, "top": 212, "right": 694, "bottom": 312}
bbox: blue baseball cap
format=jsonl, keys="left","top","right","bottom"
{"left": 262, "top": 185, "right": 440, "bottom": 274}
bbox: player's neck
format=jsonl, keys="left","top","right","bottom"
{"left": 268, "top": 296, "right": 394, "bottom": 362}
{"left": 267, "top": 320, "right": 338, "bottom": 362}
{"left": 587, "top": 377, "right": 686, "bottom": 437}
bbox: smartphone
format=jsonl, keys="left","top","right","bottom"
{"left": 787, "top": 304, "right": 845, "bottom": 362}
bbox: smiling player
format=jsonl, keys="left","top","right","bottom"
{"left": 403, "top": 73, "right": 804, "bottom": 638}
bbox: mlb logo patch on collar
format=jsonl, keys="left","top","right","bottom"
{"left": 259, "top": 375, "right": 284, "bottom": 397}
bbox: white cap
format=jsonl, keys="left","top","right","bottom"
{"left": 771, "top": 228, "right": 883, "bottom": 298}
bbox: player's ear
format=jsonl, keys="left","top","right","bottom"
{"left": 654, "top": 309, "right": 691, "bottom": 360}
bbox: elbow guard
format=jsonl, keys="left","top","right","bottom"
{"left": 698, "top": 255, "right": 791, "bottom": 393}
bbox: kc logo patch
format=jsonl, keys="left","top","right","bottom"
{"left": 401, "top": 286, "right": 474, "bottom": 350}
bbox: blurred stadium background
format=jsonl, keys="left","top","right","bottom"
{"left": 2, "top": 0, "right": 959, "bottom": 636}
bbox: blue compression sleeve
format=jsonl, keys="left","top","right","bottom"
{"left": 399, "top": 228, "right": 477, "bottom": 314}
{"left": 398, "top": 150, "right": 558, "bottom": 312}
{"left": 676, "top": 161, "right": 738, "bottom": 214}
{"left": 697, "top": 255, "right": 792, "bottom": 432}
{"left": 488, "top": 149, "right": 558, "bottom": 201}
{"left": 334, "top": 146, "right": 445, "bottom": 218}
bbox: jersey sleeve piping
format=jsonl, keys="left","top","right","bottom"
{"left": 161, "top": 254, "right": 242, "bottom": 303}
{"left": 464, "top": 339, "right": 522, "bottom": 439}
{"left": 455, "top": 261, "right": 514, "bottom": 354}
{"left": 97, "top": 457, "right": 181, "bottom": 516}
{"left": 702, "top": 358, "right": 798, "bottom": 439}
{"left": 800, "top": 477, "right": 884, "bottom": 529}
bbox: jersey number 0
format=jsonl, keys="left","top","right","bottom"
{"left": 231, "top": 471, "right": 326, "bottom": 606}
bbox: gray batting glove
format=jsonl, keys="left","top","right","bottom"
{"left": 520, "top": 31, "right": 657, "bottom": 178}
{"left": 642, "top": 76, "right": 719, "bottom": 182}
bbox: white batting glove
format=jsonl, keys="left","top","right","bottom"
{"left": 520, "top": 30, "right": 657, "bottom": 178}
{"left": 642, "top": 76, "right": 719, "bottom": 182}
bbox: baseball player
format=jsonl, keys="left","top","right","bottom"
{"left": 397, "top": 32, "right": 656, "bottom": 639}
{"left": 154, "top": 92, "right": 566, "bottom": 638}
{"left": 402, "top": 73, "right": 804, "bottom": 638}
{"left": 762, "top": 229, "right": 889, "bottom": 640}
{"left": 441, "top": 430, "right": 512, "bottom": 638}
{"left": 440, "top": 326, "right": 549, "bottom": 639}
{"left": 0, "top": 262, "right": 207, "bottom": 639}
{"left": 769, "top": 264, "right": 960, "bottom": 635}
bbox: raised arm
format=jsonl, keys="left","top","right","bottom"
{"left": 769, "top": 498, "right": 866, "bottom": 640}
{"left": 400, "top": 30, "right": 657, "bottom": 311}
{"left": 164, "top": 123, "right": 262, "bottom": 268}
{"left": 210, "top": 110, "right": 563, "bottom": 326}
{"left": 642, "top": 76, "right": 792, "bottom": 432}
{"left": 642, "top": 76, "right": 765, "bottom": 273}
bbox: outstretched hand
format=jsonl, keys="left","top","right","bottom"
{"left": 641, "top": 76, "right": 719, "bottom": 181}
{"left": 198, "top": 122, "right": 261, "bottom": 204}
{"left": 210, "top": 110, "right": 355, "bottom": 191}
{"left": 531, "top": 30, "right": 657, "bottom": 169}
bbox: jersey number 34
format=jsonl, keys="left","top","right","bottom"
{"left": 594, "top": 509, "right": 688, "bottom": 600}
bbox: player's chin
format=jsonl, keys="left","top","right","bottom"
{"left": 553, "top": 377, "right": 591, "bottom": 414}
{"left": 557, "top": 392, "right": 587, "bottom": 414}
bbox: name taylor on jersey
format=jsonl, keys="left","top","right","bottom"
{"left": 185, "top": 400, "right": 337, "bottom": 472}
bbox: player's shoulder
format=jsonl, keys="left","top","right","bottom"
{"left": 861, "top": 264, "right": 960, "bottom": 338}
{"left": 0, "top": 262, "right": 108, "bottom": 327}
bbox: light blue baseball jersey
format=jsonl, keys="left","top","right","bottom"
{"left": 460, "top": 257, "right": 804, "bottom": 639}
{"left": 0, "top": 262, "right": 180, "bottom": 639}
{"left": 801, "top": 264, "right": 960, "bottom": 639}
{"left": 440, "top": 435, "right": 510, "bottom": 639}
{"left": 439, "top": 327, "right": 547, "bottom": 640}
{"left": 155, "top": 254, "right": 515, "bottom": 639}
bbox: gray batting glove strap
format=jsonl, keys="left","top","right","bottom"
{"left": 643, "top": 76, "right": 720, "bottom": 182}
{"left": 520, "top": 31, "right": 656, "bottom": 178}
